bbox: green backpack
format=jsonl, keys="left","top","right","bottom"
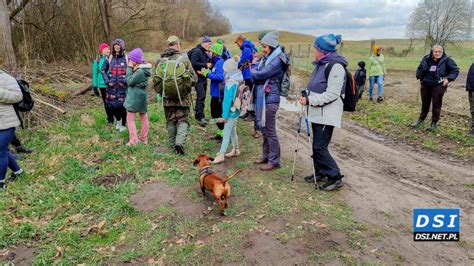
{"left": 154, "top": 56, "right": 193, "bottom": 104}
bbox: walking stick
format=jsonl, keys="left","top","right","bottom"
{"left": 290, "top": 105, "right": 304, "bottom": 181}
{"left": 302, "top": 91, "right": 318, "bottom": 189}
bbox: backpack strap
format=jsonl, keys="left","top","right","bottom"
{"left": 324, "top": 62, "right": 336, "bottom": 81}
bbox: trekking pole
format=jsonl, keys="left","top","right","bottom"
{"left": 290, "top": 105, "right": 304, "bottom": 182}
{"left": 302, "top": 91, "right": 318, "bottom": 189}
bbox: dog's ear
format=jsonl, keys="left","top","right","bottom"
{"left": 193, "top": 158, "right": 200, "bottom": 166}
{"left": 208, "top": 157, "right": 215, "bottom": 162}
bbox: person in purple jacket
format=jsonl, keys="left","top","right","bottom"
{"left": 251, "top": 31, "right": 285, "bottom": 171}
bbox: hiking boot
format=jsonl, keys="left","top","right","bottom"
{"left": 213, "top": 129, "right": 224, "bottom": 140}
{"left": 319, "top": 179, "right": 343, "bottom": 191}
{"left": 253, "top": 130, "right": 262, "bottom": 138}
{"left": 12, "top": 153, "right": 25, "bottom": 160}
{"left": 175, "top": 144, "right": 185, "bottom": 155}
{"left": 9, "top": 169, "right": 24, "bottom": 182}
{"left": 15, "top": 146, "right": 32, "bottom": 154}
{"left": 176, "top": 123, "right": 188, "bottom": 144}
{"left": 225, "top": 148, "right": 241, "bottom": 158}
{"left": 304, "top": 174, "right": 327, "bottom": 183}
{"left": 254, "top": 159, "right": 268, "bottom": 164}
{"left": 0, "top": 180, "right": 5, "bottom": 189}
{"left": 411, "top": 119, "right": 424, "bottom": 128}
{"left": 118, "top": 125, "right": 127, "bottom": 132}
{"left": 260, "top": 163, "right": 280, "bottom": 171}
{"left": 212, "top": 153, "right": 225, "bottom": 164}
{"left": 426, "top": 122, "right": 437, "bottom": 132}
{"left": 239, "top": 112, "right": 249, "bottom": 120}
{"left": 197, "top": 118, "right": 208, "bottom": 127}
{"left": 369, "top": 97, "right": 374, "bottom": 102}
{"left": 377, "top": 96, "right": 384, "bottom": 103}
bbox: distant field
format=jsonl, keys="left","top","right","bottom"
{"left": 213, "top": 31, "right": 474, "bottom": 72}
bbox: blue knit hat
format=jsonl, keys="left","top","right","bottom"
{"left": 202, "top": 36, "right": 212, "bottom": 44}
{"left": 314, "top": 34, "right": 342, "bottom": 53}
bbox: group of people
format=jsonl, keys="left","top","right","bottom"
{"left": 2, "top": 31, "right": 474, "bottom": 191}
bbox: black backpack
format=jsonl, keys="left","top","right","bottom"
{"left": 13, "top": 78, "right": 34, "bottom": 112}
{"left": 324, "top": 62, "right": 357, "bottom": 112}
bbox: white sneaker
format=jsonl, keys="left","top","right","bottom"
{"left": 225, "top": 148, "right": 240, "bottom": 158}
{"left": 119, "top": 125, "right": 127, "bottom": 132}
{"left": 212, "top": 153, "right": 225, "bottom": 164}
{"left": 115, "top": 119, "right": 122, "bottom": 130}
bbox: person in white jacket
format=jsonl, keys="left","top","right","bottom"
{"left": 0, "top": 70, "right": 24, "bottom": 189}
{"left": 299, "top": 34, "right": 346, "bottom": 191}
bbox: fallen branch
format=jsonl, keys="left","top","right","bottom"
{"left": 73, "top": 84, "right": 92, "bottom": 97}
{"left": 35, "top": 98, "right": 66, "bottom": 114}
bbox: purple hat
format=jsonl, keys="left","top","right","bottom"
{"left": 129, "top": 48, "right": 144, "bottom": 64}
{"left": 202, "top": 35, "right": 212, "bottom": 44}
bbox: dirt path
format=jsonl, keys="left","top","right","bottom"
{"left": 277, "top": 73, "right": 474, "bottom": 263}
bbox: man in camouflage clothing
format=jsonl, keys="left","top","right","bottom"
{"left": 153, "top": 36, "right": 197, "bottom": 155}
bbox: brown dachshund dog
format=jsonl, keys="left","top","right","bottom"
{"left": 193, "top": 154, "right": 242, "bottom": 213}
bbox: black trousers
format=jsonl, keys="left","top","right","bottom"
{"left": 210, "top": 97, "right": 224, "bottom": 130}
{"left": 419, "top": 84, "right": 446, "bottom": 123}
{"left": 311, "top": 123, "right": 341, "bottom": 180}
{"left": 195, "top": 77, "right": 207, "bottom": 120}
{"left": 100, "top": 88, "right": 114, "bottom": 123}
{"left": 10, "top": 133, "right": 21, "bottom": 148}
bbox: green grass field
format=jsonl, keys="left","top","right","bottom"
{"left": 0, "top": 98, "right": 372, "bottom": 264}
{"left": 216, "top": 30, "right": 474, "bottom": 72}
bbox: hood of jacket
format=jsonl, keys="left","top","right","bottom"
{"left": 112, "top": 38, "right": 126, "bottom": 56}
{"left": 240, "top": 39, "right": 255, "bottom": 52}
{"left": 138, "top": 63, "right": 152, "bottom": 77}
{"left": 313, "top": 52, "right": 348, "bottom": 68}
{"left": 161, "top": 48, "right": 180, "bottom": 58}
{"left": 226, "top": 69, "right": 243, "bottom": 82}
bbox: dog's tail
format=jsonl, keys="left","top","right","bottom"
{"left": 223, "top": 169, "right": 242, "bottom": 185}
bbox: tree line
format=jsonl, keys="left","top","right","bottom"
{"left": 0, "top": 0, "right": 231, "bottom": 69}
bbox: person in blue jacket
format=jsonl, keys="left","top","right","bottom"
{"left": 202, "top": 42, "right": 225, "bottom": 139}
{"left": 251, "top": 31, "right": 285, "bottom": 171}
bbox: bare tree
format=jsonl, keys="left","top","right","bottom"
{"left": 406, "top": 0, "right": 471, "bottom": 47}
{"left": 98, "top": 0, "right": 113, "bottom": 42}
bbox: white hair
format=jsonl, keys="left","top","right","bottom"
{"left": 432, "top": 44, "right": 444, "bottom": 52}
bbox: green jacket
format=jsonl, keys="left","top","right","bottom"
{"left": 124, "top": 63, "right": 152, "bottom": 113}
{"left": 92, "top": 55, "right": 107, "bottom": 88}
{"left": 367, "top": 54, "right": 387, "bottom": 77}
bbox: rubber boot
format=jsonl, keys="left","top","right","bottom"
{"left": 167, "top": 122, "right": 177, "bottom": 149}
{"left": 175, "top": 122, "right": 189, "bottom": 155}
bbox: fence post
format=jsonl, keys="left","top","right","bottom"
{"left": 339, "top": 41, "right": 344, "bottom": 55}
{"left": 297, "top": 44, "right": 301, "bottom": 69}
{"left": 370, "top": 39, "right": 375, "bottom": 56}
{"left": 306, "top": 44, "right": 311, "bottom": 72}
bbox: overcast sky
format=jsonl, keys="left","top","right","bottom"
{"left": 209, "top": 0, "right": 420, "bottom": 40}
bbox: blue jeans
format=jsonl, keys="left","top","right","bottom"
{"left": 368, "top": 76, "right": 384, "bottom": 98}
{"left": 219, "top": 118, "right": 239, "bottom": 154}
{"left": 0, "top": 127, "right": 19, "bottom": 182}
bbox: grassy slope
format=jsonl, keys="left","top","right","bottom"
{"left": 0, "top": 98, "right": 372, "bottom": 264}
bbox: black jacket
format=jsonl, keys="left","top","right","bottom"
{"left": 189, "top": 44, "right": 209, "bottom": 78}
{"left": 354, "top": 68, "right": 366, "bottom": 86}
{"left": 416, "top": 52, "right": 459, "bottom": 86}
{"left": 466, "top": 63, "right": 474, "bottom": 92}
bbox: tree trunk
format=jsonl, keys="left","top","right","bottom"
{"left": 0, "top": 0, "right": 17, "bottom": 70}
{"left": 98, "top": 0, "right": 113, "bottom": 42}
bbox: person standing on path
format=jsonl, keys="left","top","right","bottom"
{"left": 367, "top": 46, "right": 386, "bottom": 102}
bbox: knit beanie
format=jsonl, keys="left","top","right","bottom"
{"left": 210, "top": 43, "right": 224, "bottom": 56}
{"left": 258, "top": 31, "right": 270, "bottom": 41}
{"left": 202, "top": 36, "right": 212, "bottom": 44}
{"left": 129, "top": 48, "right": 144, "bottom": 64}
{"left": 260, "top": 31, "right": 279, "bottom": 48}
{"left": 223, "top": 57, "right": 239, "bottom": 73}
{"left": 314, "top": 34, "right": 342, "bottom": 53}
{"left": 99, "top": 43, "right": 109, "bottom": 54}
{"left": 373, "top": 45, "right": 382, "bottom": 54}
{"left": 216, "top": 38, "right": 225, "bottom": 45}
